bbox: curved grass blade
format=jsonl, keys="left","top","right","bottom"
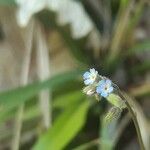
{"left": 0, "top": 70, "right": 82, "bottom": 113}
{"left": 33, "top": 100, "right": 90, "bottom": 150}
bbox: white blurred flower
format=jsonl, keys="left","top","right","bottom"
{"left": 16, "top": 0, "right": 94, "bottom": 38}
{"left": 16, "top": 0, "right": 46, "bottom": 27}
{"left": 56, "top": 0, "right": 93, "bottom": 38}
{"left": 47, "top": 0, "right": 62, "bottom": 11}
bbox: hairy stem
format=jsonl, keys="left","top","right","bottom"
{"left": 118, "top": 90, "right": 145, "bottom": 150}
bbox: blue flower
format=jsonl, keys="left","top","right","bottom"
{"left": 96, "top": 79, "right": 113, "bottom": 98}
{"left": 83, "top": 68, "right": 98, "bottom": 85}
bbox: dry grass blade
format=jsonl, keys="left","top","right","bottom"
{"left": 129, "top": 83, "right": 150, "bottom": 98}
{"left": 11, "top": 20, "right": 34, "bottom": 150}
{"left": 34, "top": 22, "right": 51, "bottom": 129}
{"left": 0, "top": 8, "right": 34, "bottom": 150}
{"left": 108, "top": 0, "right": 135, "bottom": 62}
{"left": 119, "top": 92, "right": 150, "bottom": 150}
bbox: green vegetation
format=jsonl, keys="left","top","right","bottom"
{"left": 0, "top": 0, "right": 149, "bottom": 150}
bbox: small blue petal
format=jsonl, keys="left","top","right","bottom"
{"left": 96, "top": 86, "right": 102, "bottom": 93}
{"left": 83, "top": 72, "right": 90, "bottom": 79}
{"left": 108, "top": 86, "right": 113, "bottom": 93}
{"left": 106, "top": 79, "right": 111, "bottom": 86}
{"left": 95, "top": 79, "right": 114, "bottom": 98}
{"left": 101, "top": 92, "right": 108, "bottom": 98}
{"left": 98, "top": 80, "right": 105, "bottom": 87}
{"left": 84, "top": 79, "right": 92, "bottom": 85}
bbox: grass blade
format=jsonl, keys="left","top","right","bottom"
{"left": 33, "top": 100, "right": 90, "bottom": 150}
{"left": 0, "top": 70, "right": 82, "bottom": 113}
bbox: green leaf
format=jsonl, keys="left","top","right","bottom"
{"left": 107, "top": 94, "right": 126, "bottom": 109}
{"left": 72, "top": 139, "right": 98, "bottom": 150}
{"left": 53, "top": 90, "right": 85, "bottom": 109}
{"left": 0, "top": 70, "right": 82, "bottom": 113}
{"left": 0, "top": 90, "right": 84, "bottom": 123}
{"left": 33, "top": 100, "right": 90, "bottom": 150}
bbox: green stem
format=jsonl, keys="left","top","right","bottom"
{"left": 118, "top": 90, "right": 145, "bottom": 150}
{"left": 72, "top": 139, "right": 99, "bottom": 150}
{"left": 11, "top": 104, "right": 24, "bottom": 150}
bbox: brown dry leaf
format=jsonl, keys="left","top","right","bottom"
{"left": 34, "top": 22, "right": 51, "bottom": 129}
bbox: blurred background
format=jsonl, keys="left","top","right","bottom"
{"left": 0, "top": 0, "right": 149, "bottom": 150}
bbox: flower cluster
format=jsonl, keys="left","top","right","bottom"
{"left": 83, "top": 68, "right": 114, "bottom": 98}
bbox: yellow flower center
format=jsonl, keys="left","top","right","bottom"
{"left": 90, "top": 75, "right": 95, "bottom": 80}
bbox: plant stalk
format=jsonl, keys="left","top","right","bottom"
{"left": 118, "top": 90, "right": 145, "bottom": 150}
